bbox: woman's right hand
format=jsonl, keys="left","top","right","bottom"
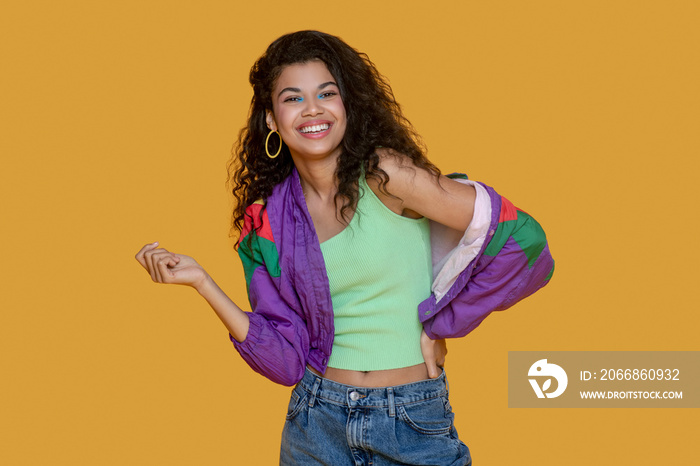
{"left": 135, "top": 242, "right": 209, "bottom": 290}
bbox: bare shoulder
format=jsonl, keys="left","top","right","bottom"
{"left": 364, "top": 148, "right": 434, "bottom": 218}
{"left": 371, "top": 148, "right": 436, "bottom": 198}
{"left": 374, "top": 148, "right": 428, "bottom": 179}
{"left": 369, "top": 148, "right": 476, "bottom": 230}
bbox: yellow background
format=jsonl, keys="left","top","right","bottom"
{"left": 1, "top": 0, "right": 698, "bottom": 464}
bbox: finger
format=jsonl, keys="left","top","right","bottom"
{"left": 157, "top": 257, "right": 176, "bottom": 283}
{"left": 419, "top": 329, "right": 438, "bottom": 378}
{"left": 158, "top": 254, "right": 179, "bottom": 270}
{"left": 156, "top": 253, "right": 180, "bottom": 283}
{"left": 149, "top": 252, "right": 162, "bottom": 282}
{"left": 425, "top": 358, "right": 439, "bottom": 379}
{"left": 144, "top": 248, "right": 173, "bottom": 281}
{"left": 438, "top": 340, "right": 447, "bottom": 366}
{"left": 144, "top": 248, "right": 159, "bottom": 282}
{"left": 154, "top": 255, "right": 166, "bottom": 283}
{"left": 145, "top": 249, "right": 173, "bottom": 282}
{"left": 422, "top": 344, "right": 439, "bottom": 378}
{"left": 153, "top": 252, "right": 177, "bottom": 282}
{"left": 135, "top": 242, "right": 159, "bottom": 267}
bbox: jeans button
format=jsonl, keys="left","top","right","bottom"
{"left": 349, "top": 391, "right": 360, "bottom": 401}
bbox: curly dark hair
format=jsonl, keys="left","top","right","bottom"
{"left": 228, "top": 30, "right": 440, "bottom": 242}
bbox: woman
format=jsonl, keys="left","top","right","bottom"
{"left": 136, "top": 30, "right": 554, "bottom": 465}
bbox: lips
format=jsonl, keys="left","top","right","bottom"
{"left": 297, "top": 120, "right": 333, "bottom": 137}
{"left": 299, "top": 123, "right": 330, "bottom": 134}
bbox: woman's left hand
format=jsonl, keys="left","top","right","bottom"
{"left": 421, "top": 329, "right": 447, "bottom": 378}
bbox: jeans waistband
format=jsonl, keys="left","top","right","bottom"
{"left": 297, "top": 367, "right": 448, "bottom": 410}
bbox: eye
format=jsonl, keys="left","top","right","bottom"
{"left": 318, "top": 91, "right": 337, "bottom": 99}
{"left": 284, "top": 96, "right": 303, "bottom": 103}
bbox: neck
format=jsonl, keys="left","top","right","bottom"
{"left": 292, "top": 154, "right": 339, "bottom": 202}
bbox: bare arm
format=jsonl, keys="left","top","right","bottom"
{"left": 135, "top": 242, "right": 249, "bottom": 342}
{"left": 370, "top": 149, "right": 476, "bottom": 231}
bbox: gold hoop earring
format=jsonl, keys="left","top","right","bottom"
{"left": 265, "top": 130, "right": 282, "bottom": 159}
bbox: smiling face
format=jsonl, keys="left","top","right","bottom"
{"left": 266, "top": 60, "right": 347, "bottom": 164}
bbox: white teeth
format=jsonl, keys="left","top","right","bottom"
{"left": 299, "top": 124, "right": 330, "bottom": 134}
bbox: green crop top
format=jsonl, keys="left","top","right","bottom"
{"left": 319, "top": 175, "right": 432, "bottom": 371}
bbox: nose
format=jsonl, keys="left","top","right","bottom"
{"left": 302, "top": 98, "right": 322, "bottom": 117}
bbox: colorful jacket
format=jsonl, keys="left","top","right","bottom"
{"left": 230, "top": 168, "right": 555, "bottom": 386}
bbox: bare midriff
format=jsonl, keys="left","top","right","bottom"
{"left": 309, "top": 363, "right": 430, "bottom": 388}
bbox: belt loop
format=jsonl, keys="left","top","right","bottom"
{"left": 308, "top": 377, "right": 321, "bottom": 408}
{"left": 387, "top": 387, "right": 395, "bottom": 418}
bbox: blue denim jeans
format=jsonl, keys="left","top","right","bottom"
{"left": 280, "top": 368, "right": 471, "bottom": 465}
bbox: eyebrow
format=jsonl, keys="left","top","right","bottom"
{"left": 278, "top": 81, "right": 338, "bottom": 98}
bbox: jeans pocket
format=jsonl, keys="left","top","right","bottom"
{"left": 285, "top": 388, "right": 308, "bottom": 421}
{"left": 397, "top": 397, "right": 453, "bottom": 435}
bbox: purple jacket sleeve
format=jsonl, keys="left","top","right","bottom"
{"left": 229, "top": 207, "right": 310, "bottom": 386}
{"left": 419, "top": 187, "right": 555, "bottom": 339}
{"left": 229, "top": 269, "right": 309, "bottom": 386}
